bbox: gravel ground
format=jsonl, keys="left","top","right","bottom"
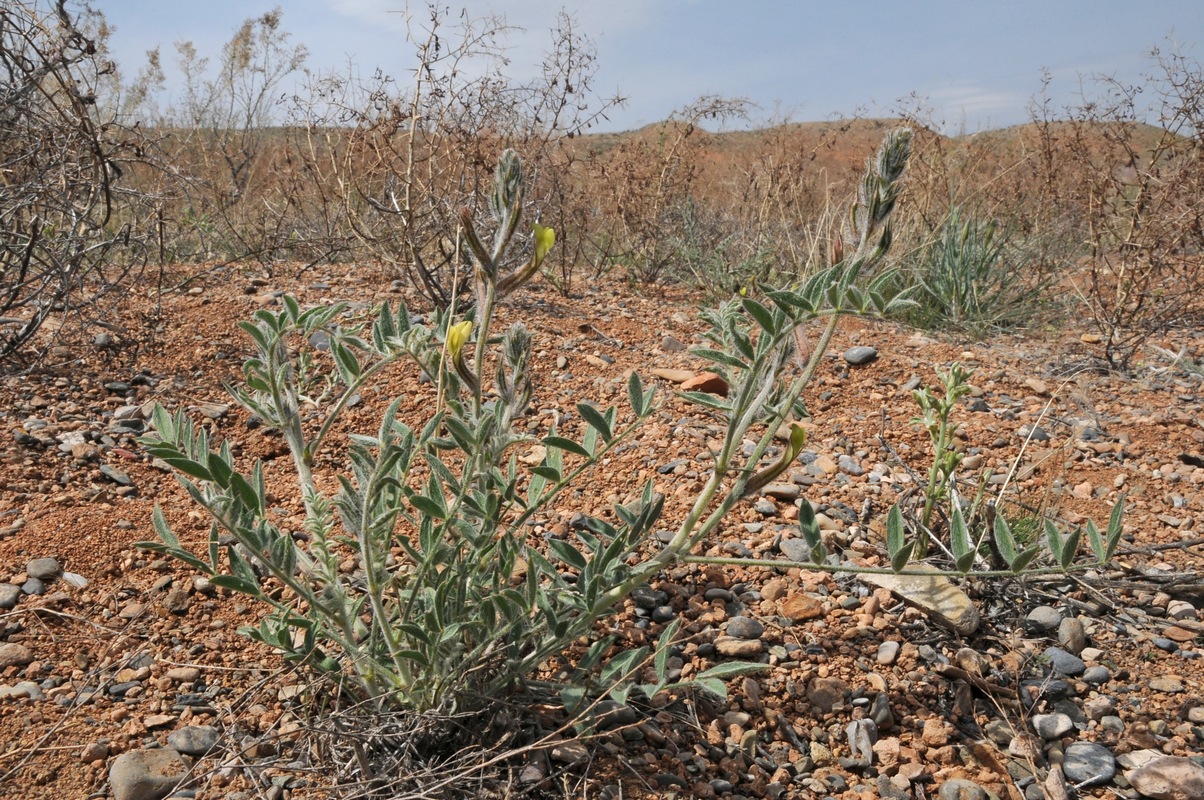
{"left": 0, "top": 264, "right": 1201, "bottom": 799}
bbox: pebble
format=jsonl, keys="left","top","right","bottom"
{"left": 1148, "top": 675, "right": 1185, "bottom": 693}
{"left": 1167, "top": 600, "right": 1197, "bottom": 620}
{"left": 1032, "top": 712, "right": 1076, "bottom": 739}
{"left": 1043, "top": 646, "right": 1086, "bottom": 676}
{"left": 753, "top": 498, "right": 777, "bottom": 516}
{"left": 1057, "top": 617, "right": 1087, "bottom": 655}
{"left": 870, "top": 692, "right": 895, "bottom": 730}
{"left": 80, "top": 741, "right": 110, "bottom": 763}
{"left": 1082, "top": 665, "right": 1112, "bottom": 684}
{"left": 714, "top": 637, "right": 762, "bottom": 658}
{"left": 844, "top": 346, "right": 879, "bottom": 366}
{"left": 725, "top": 616, "right": 765, "bottom": 640}
{"left": 1084, "top": 695, "right": 1116, "bottom": 721}
{"left": 0, "top": 584, "right": 20, "bottom": 609}
{"left": 938, "top": 778, "right": 989, "bottom": 800}
{"left": 1062, "top": 742, "right": 1116, "bottom": 786}
{"left": 165, "top": 667, "right": 201, "bottom": 683}
{"left": 99, "top": 464, "right": 133, "bottom": 486}
{"left": 0, "top": 681, "right": 45, "bottom": 700}
{"left": 1026, "top": 605, "right": 1063, "bottom": 632}
{"left": 109, "top": 748, "right": 189, "bottom": 800}
{"left": 168, "top": 725, "right": 220, "bottom": 757}
{"left": 877, "top": 641, "right": 901, "bottom": 665}
{"left": 25, "top": 557, "right": 61, "bottom": 580}
{"left": 1017, "top": 424, "right": 1050, "bottom": 442}
{"left": 837, "top": 454, "right": 864, "bottom": 476}
{"left": 660, "top": 335, "right": 687, "bottom": 352}
{"left": 0, "top": 643, "right": 33, "bottom": 668}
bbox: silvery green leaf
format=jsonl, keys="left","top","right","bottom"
{"left": 577, "top": 403, "right": 613, "bottom": 443}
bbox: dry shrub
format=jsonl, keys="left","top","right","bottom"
{"left": 1032, "top": 46, "right": 1204, "bottom": 368}
{"left": 0, "top": 0, "right": 147, "bottom": 362}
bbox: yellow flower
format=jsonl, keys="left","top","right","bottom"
{"left": 533, "top": 223, "right": 555, "bottom": 265}
{"left": 446, "top": 320, "right": 472, "bottom": 360}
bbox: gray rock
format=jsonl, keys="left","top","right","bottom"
{"left": 25, "top": 557, "right": 61, "bottom": 580}
{"left": 844, "top": 346, "right": 879, "bottom": 366}
{"left": 1026, "top": 605, "right": 1063, "bottom": 632}
{"left": 0, "top": 584, "right": 21, "bottom": 609}
{"left": 870, "top": 692, "right": 894, "bottom": 730}
{"left": 167, "top": 725, "right": 220, "bottom": 757}
{"left": 1063, "top": 741, "right": 1116, "bottom": 786}
{"left": 860, "top": 565, "right": 981, "bottom": 635}
{"left": 0, "top": 643, "right": 33, "bottom": 669}
{"left": 877, "top": 774, "right": 911, "bottom": 800}
{"left": 1149, "top": 675, "right": 1185, "bottom": 693}
{"left": 0, "top": 681, "right": 45, "bottom": 700}
{"left": 753, "top": 498, "right": 777, "bottom": 516}
{"left": 837, "top": 454, "right": 865, "bottom": 476}
{"left": 761, "top": 483, "right": 800, "bottom": 501}
{"left": 1018, "top": 424, "right": 1050, "bottom": 442}
{"left": 99, "top": 464, "right": 133, "bottom": 486}
{"left": 1126, "top": 755, "right": 1204, "bottom": 800}
{"left": 21, "top": 578, "right": 44, "bottom": 596}
{"left": 109, "top": 748, "right": 189, "bottom": 800}
{"left": 1044, "top": 646, "right": 1086, "bottom": 676}
{"left": 726, "top": 616, "right": 765, "bottom": 640}
{"left": 938, "top": 778, "right": 989, "bottom": 800}
{"left": 660, "top": 335, "right": 687, "bottom": 353}
{"left": 1084, "top": 695, "right": 1116, "bottom": 721}
{"left": 846, "top": 717, "right": 877, "bottom": 765}
{"left": 877, "top": 640, "right": 900, "bottom": 665}
{"left": 1082, "top": 665, "right": 1112, "bottom": 684}
{"left": 779, "top": 538, "right": 812, "bottom": 563}
{"left": 1057, "top": 616, "right": 1087, "bottom": 655}
{"left": 1032, "top": 712, "right": 1076, "bottom": 739}
{"left": 984, "top": 718, "right": 1014, "bottom": 746}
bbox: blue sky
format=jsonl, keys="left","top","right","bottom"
{"left": 97, "top": 0, "right": 1204, "bottom": 133}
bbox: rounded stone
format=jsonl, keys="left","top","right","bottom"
{"left": 1032, "top": 712, "right": 1076, "bottom": 739}
{"left": 1044, "top": 646, "right": 1086, "bottom": 676}
{"left": 25, "top": 558, "right": 61, "bottom": 581}
{"left": 725, "top": 616, "right": 765, "bottom": 640}
{"left": 843, "top": 346, "right": 879, "bottom": 366}
{"left": 1082, "top": 665, "right": 1112, "bottom": 685}
{"left": 877, "top": 640, "right": 901, "bottom": 665}
{"left": 0, "top": 643, "right": 33, "bottom": 669}
{"left": 0, "top": 584, "right": 21, "bottom": 610}
{"left": 167, "top": 725, "right": 220, "bottom": 757}
{"left": 938, "top": 778, "right": 989, "bottom": 800}
{"left": 1026, "top": 605, "right": 1063, "bottom": 632}
{"left": 109, "top": 748, "right": 189, "bottom": 800}
{"left": 1062, "top": 741, "right": 1116, "bottom": 786}
{"left": 1057, "top": 616, "right": 1087, "bottom": 655}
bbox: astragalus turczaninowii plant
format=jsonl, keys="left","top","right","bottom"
{"left": 139, "top": 132, "right": 1123, "bottom": 722}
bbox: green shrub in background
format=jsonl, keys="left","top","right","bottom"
{"left": 902, "top": 206, "right": 1057, "bottom": 337}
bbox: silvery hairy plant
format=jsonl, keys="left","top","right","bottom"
{"left": 139, "top": 149, "right": 756, "bottom": 715}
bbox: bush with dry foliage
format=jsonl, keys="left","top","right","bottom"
{"left": 0, "top": 0, "right": 144, "bottom": 361}
{"left": 1027, "top": 46, "right": 1204, "bottom": 368}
